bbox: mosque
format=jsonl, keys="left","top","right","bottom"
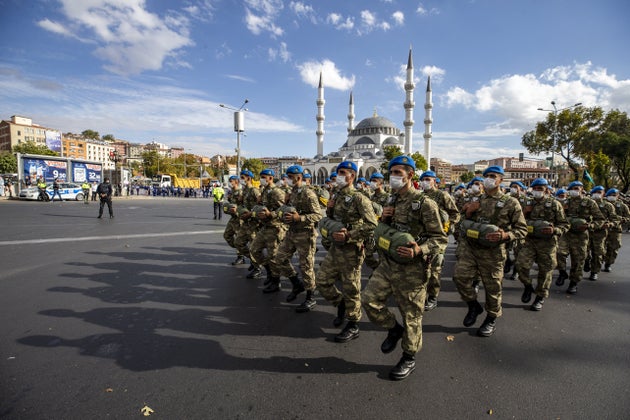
{"left": 302, "top": 48, "right": 434, "bottom": 184}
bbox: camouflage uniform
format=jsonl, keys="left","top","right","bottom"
{"left": 454, "top": 190, "right": 528, "bottom": 318}
{"left": 249, "top": 183, "right": 287, "bottom": 270}
{"left": 587, "top": 199, "right": 619, "bottom": 275}
{"left": 223, "top": 185, "right": 244, "bottom": 250}
{"left": 234, "top": 184, "right": 261, "bottom": 261}
{"left": 505, "top": 194, "right": 528, "bottom": 279}
{"left": 362, "top": 189, "right": 447, "bottom": 355}
{"left": 316, "top": 185, "right": 377, "bottom": 322}
{"left": 516, "top": 196, "right": 569, "bottom": 298}
{"left": 605, "top": 199, "right": 630, "bottom": 267}
{"left": 364, "top": 188, "right": 390, "bottom": 269}
{"left": 424, "top": 188, "right": 460, "bottom": 301}
{"left": 557, "top": 196, "right": 604, "bottom": 284}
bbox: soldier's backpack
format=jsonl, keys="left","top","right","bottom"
{"left": 567, "top": 217, "right": 588, "bottom": 232}
{"left": 277, "top": 205, "right": 297, "bottom": 223}
{"left": 527, "top": 219, "right": 554, "bottom": 239}
{"left": 460, "top": 219, "right": 501, "bottom": 248}
{"left": 373, "top": 222, "right": 416, "bottom": 264}
{"left": 319, "top": 217, "right": 346, "bottom": 239}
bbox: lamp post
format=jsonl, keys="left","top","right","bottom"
{"left": 537, "top": 101, "right": 582, "bottom": 186}
{"left": 219, "top": 99, "right": 249, "bottom": 176}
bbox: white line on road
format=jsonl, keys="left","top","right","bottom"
{"left": 0, "top": 230, "right": 223, "bottom": 246}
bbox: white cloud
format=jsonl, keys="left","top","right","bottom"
{"left": 37, "top": 18, "right": 73, "bottom": 37}
{"left": 416, "top": 3, "right": 440, "bottom": 16}
{"left": 392, "top": 11, "right": 404, "bottom": 25}
{"left": 244, "top": 0, "right": 284, "bottom": 37}
{"left": 358, "top": 9, "right": 393, "bottom": 34}
{"left": 297, "top": 59, "right": 355, "bottom": 91}
{"left": 225, "top": 74, "right": 256, "bottom": 83}
{"left": 268, "top": 42, "right": 290, "bottom": 63}
{"left": 289, "top": 1, "right": 317, "bottom": 23}
{"left": 388, "top": 62, "right": 441, "bottom": 91}
{"left": 327, "top": 13, "right": 354, "bottom": 30}
{"left": 420, "top": 65, "right": 445, "bottom": 84}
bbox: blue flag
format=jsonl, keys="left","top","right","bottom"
{"left": 583, "top": 169, "right": 594, "bottom": 183}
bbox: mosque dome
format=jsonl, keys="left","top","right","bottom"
{"left": 383, "top": 136, "right": 402, "bottom": 145}
{"left": 354, "top": 116, "right": 398, "bottom": 131}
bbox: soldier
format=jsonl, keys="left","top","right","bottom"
{"left": 505, "top": 181, "right": 528, "bottom": 280}
{"left": 267, "top": 165, "right": 322, "bottom": 311}
{"left": 454, "top": 166, "right": 528, "bottom": 337}
{"left": 277, "top": 173, "right": 291, "bottom": 196}
{"left": 321, "top": 171, "right": 339, "bottom": 252}
{"left": 418, "top": 170, "right": 460, "bottom": 311}
{"left": 316, "top": 161, "right": 377, "bottom": 343}
{"left": 453, "top": 184, "right": 467, "bottom": 212}
{"left": 233, "top": 170, "right": 261, "bottom": 276}
{"left": 516, "top": 178, "right": 569, "bottom": 311}
{"left": 585, "top": 186, "right": 619, "bottom": 280}
{"left": 603, "top": 188, "right": 630, "bottom": 272}
{"left": 362, "top": 156, "right": 447, "bottom": 380}
{"left": 554, "top": 188, "right": 570, "bottom": 282}
{"left": 249, "top": 169, "right": 287, "bottom": 286}
{"left": 556, "top": 181, "right": 605, "bottom": 293}
{"left": 364, "top": 172, "right": 389, "bottom": 269}
{"left": 456, "top": 177, "right": 484, "bottom": 293}
{"left": 223, "top": 176, "right": 246, "bottom": 265}
{"left": 356, "top": 177, "right": 372, "bottom": 198}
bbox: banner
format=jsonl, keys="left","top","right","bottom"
{"left": 45, "top": 130, "right": 62, "bottom": 152}
{"left": 23, "top": 158, "right": 67, "bottom": 184}
{"left": 72, "top": 162, "right": 102, "bottom": 183}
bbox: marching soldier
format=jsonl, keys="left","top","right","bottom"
{"left": 505, "top": 181, "right": 528, "bottom": 280}
{"left": 316, "top": 161, "right": 377, "bottom": 343}
{"left": 603, "top": 188, "right": 630, "bottom": 271}
{"left": 362, "top": 156, "right": 447, "bottom": 380}
{"left": 585, "top": 186, "right": 620, "bottom": 280}
{"left": 453, "top": 166, "right": 527, "bottom": 337}
{"left": 224, "top": 176, "right": 246, "bottom": 265}
{"left": 233, "top": 170, "right": 261, "bottom": 276}
{"left": 516, "top": 178, "right": 569, "bottom": 311}
{"left": 364, "top": 172, "right": 389, "bottom": 269}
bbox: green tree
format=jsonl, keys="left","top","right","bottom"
{"left": 588, "top": 109, "right": 630, "bottom": 193}
{"left": 13, "top": 140, "right": 59, "bottom": 156}
{"left": 102, "top": 134, "right": 115, "bottom": 141}
{"left": 81, "top": 129, "right": 100, "bottom": 140}
{"left": 522, "top": 106, "right": 604, "bottom": 181}
{"left": 410, "top": 151, "right": 428, "bottom": 173}
{"left": 379, "top": 146, "right": 427, "bottom": 179}
{"left": 241, "top": 158, "right": 264, "bottom": 179}
{"left": 460, "top": 171, "right": 474, "bottom": 183}
{"left": 0, "top": 152, "right": 17, "bottom": 173}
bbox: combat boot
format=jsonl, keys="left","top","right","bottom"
{"left": 424, "top": 296, "right": 438, "bottom": 311}
{"left": 589, "top": 272, "right": 598, "bottom": 281}
{"left": 334, "top": 321, "right": 359, "bottom": 343}
{"left": 333, "top": 300, "right": 346, "bottom": 327}
{"left": 509, "top": 265, "right": 517, "bottom": 281}
{"left": 381, "top": 322, "right": 404, "bottom": 354}
{"left": 286, "top": 275, "right": 305, "bottom": 302}
{"left": 295, "top": 290, "right": 316, "bottom": 313}
{"left": 262, "top": 276, "right": 281, "bottom": 294}
{"left": 530, "top": 296, "right": 544, "bottom": 311}
{"left": 246, "top": 266, "right": 262, "bottom": 279}
{"left": 477, "top": 315, "right": 496, "bottom": 337}
{"left": 389, "top": 352, "right": 416, "bottom": 381}
{"left": 231, "top": 255, "right": 245, "bottom": 265}
{"left": 566, "top": 281, "right": 578, "bottom": 294}
{"left": 583, "top": 258, "right": 591, "bottom": 273}
{"left": 472, "top": 279, "right": 481, "bottom": 294}
{"left": 521, "top": 284, "right": 534, "bottom": 303}
{"left": 263, "top": 264, "right": 273, "bottom": 285}
{"left": 556, "top": 270, "right": 568, "bottom": 286}
{"left": 463, "top": 300, "right": 484, "bottom": 327}
{"left": 503, "top": 256, "right": 513, "bottom": 274}
{"left": 602, "top": 264, "right": 612, "bottom": 272}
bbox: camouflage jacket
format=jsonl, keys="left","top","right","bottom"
{"left": 610, "top": 200, "right": 630, "bottom": 231}
{"left": 522, "top": 196, "right": 570, "bottom": 237}
{"left": 260, "top": 184, "right": 286, "bottom": 227}
{"left": 425, "top": 188, "right": 460, "bottom": 224}
{"left": 592, "top": 199, "right": 620, "bottom": 231}
{"left": 564, "top": 196, "right": 605, "bottom": 230}
{"left": 287, "top": 185, "right": 323, "bottom": 230}
{"left": 329, "top": 185, "right": 377, "bottom": 244}
{"left": 242, "top": 185, "right": 261, "bottom": 210}
{"left": 371, "top": 189, "right": 390, "bottom": 208}
{"left": 466, "top": 189, "right": 528, "bottom": 243}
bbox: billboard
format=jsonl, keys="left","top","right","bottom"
{"left": 72, "top": 162, "right": 102, "bottom": 183}
{"left": 45, "top": 130, "right": 62, "bottom": 152}
{"left": 23, "top": 158, "right": 68, "bottom": 184}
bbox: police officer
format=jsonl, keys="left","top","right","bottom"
{"left": 603, "top": 188, "right": 630, "bottom": 271}
{"left": 234, "top": 170, "right": 261, "bottom": 276}
{"left": 316, "top": 161, "right": 377, "bottom": 343}
{"left": 556, "top": 181, "right": 605, "bottom": 293}
{"left": 516, "top": 178, "right": 569, "bottom": 311}
{"left": 96, "top": 178, "right": 114, "bottom": 219}
{"left": 81, "top": 181, "right": 91, "bottom": 204}
{"left": 362, "top": 156, "right": 447, "bottom": 381}
{"left": 268, "top": 165, "right": 322, "bottom": 311}
{"left": 419, "top": 170, "right": 460, "bottom": 311}
{"left": 249, "top": 169, "right": 288, "bottom": 285}
{"left": 224, "top": 175, "right": 246, "bottom": 265}
{"left": 454, "top": 166, "right": 527, "bottom": 336}
{"left": 585, "top": 186, "right": 619, "bottom": 280}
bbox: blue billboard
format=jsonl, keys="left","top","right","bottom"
{"left": 72, "top": 162, "right": 102, "bottom": 183}
{"left": 23, "top": 158, "right": 67, "bottom": 184}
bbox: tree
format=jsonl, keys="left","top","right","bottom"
{"left": 0, "top": 152, "right": 17, "bottom": 173}
{"left": 241, "top": 158, "right": 264, "bottom": 179}
{"left": 522, "top": 106, "right": 604, "bottom": 181}
{"left": 81, "top": 129, "right": 100, "bottom": 140}
{"left": 460, "top": 171, "right": 474, "bottom": 183}
{"left": 379, "top": 146, "right": 428, "bottom": 179}
{"left": 13, "top": 140, "right": 59, "bottom": 156}
{"left": 102, "top": 134, "right": 115, "bottom": 141}
{"left": 587, "top": 109, "right": 630, "bottom": 193}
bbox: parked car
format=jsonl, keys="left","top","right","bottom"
{"left": 19, "top": 182, "right": 86, "bottom": 201}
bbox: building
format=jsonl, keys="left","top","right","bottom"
{"left": 450, "top": 164, "right": 469, "bottom": 184}
{"left": 61, "top": 135, "right": 87, "bottom": 159}
{"left": 430, "top": 157, "right": 452, "bottom": 183}
{"left": 0, "top": 115, "right": 61, "bottom": 153}
{"left": 145, "top": 141, "right": 170, "bottom": 157}
{"left": 488, "top": 156, "right": 547, "bottom": 170}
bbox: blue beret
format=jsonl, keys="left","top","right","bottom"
{"left": 286, "top": 165, "right": 304, "bottom": 175}
{"left": 555, "top": 188, "right": 567, "bottom": 196}
{"left": 325, "top": 177, "right": 331, "bottom": 183}
{"left": 606, "top": 188, "right": 619, "bottom": 196}
{"left": 370, "top": 172, "right": 384, "bottom": 180}
{"left": 436, "top": 178, "right": 441, "bottom": 183}
{"left": 337, "top": 161, "right": 358, "bottom": 172}
{"left": 229, "top": 175, "right": 238, "bottom": 181}
{"left": 510, "top": 181, "right": 526, "bottom": 189}
{"left": 530, "top": 178, "right": 548, "bottom": 187}
{"left": 454, "top": 184, "right": 465, "bottom": 191}
{"left": 358, "top": 177, "right": 367, "bottom": 182}
{"left": 420, "top": 170, "right": 437, "bottom": 179}
{"left": 240, "top": 169, "right": 254, "bottom": 178}
{"left": 388, "top": 155, "right": 416, "bottom": 171}
{"left": 590, "top": 185, "right": 604, "bottom": 194}
{"left": 260, "top": 168, "right": 275, "bottom": 177}
{"left": 567, "top": 181, "right": 583, "bottom": 189}
{"left": 281, "top": 174, "right": 288, "bottom": 179}
{"left": 482, "top": 166, "right": 504, "bottom": 176}
{"left": 303, "top": 173, "right": 312, "bottom": 179}
{"left": 330, "top": 172, "right": 337, "bottom": 178}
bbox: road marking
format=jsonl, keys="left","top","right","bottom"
{"left": 0, "top": 230, "right": 223, "bottom": 246}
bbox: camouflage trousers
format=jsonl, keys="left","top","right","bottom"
{"left": 516, "top": 237, "right": 558, "bottom": 299}
{"left": 234, "top": 220, "right": 259, "bottom": 260}
{"left": 250, "top": 223, "right": 287, "bottom": 268}
{"left": 426, "top": 253, "right": 445, "bottom": 299}
{"left": 453, "top": 239, "right": 506, "bottom": 318}
{"left": 223, "top": 216, "right": 242, "bottom": 249}
{"left": 604, "top": 230, "right": 623, "bottom": 265}
{"left": 361, "top": 255, "right": 428, "bottom": 355}
{"left": 316, "top": 241, "right": 365, "bottom": 322}
{"left": 270, "top": 227, "right": 318, "bottom": 291}
{"left": 587, "top": 230, "right": 608, "bottom": 274}
{"left": 557, "top": 231, "right": 589, "bottom": 283}
{"left": 556, "top": 234, "right": 569, "bottom": 271}
{"left": 363, "top": 235, "right": 380, "bottom": 269}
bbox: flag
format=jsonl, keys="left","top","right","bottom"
{"left": 583, "top": 169, "right": 594, "bottom": 183}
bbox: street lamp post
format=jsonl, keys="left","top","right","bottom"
{"left": 219, "top": 99, "right": 249, "bottom": 176}
{"left": 537, "top": 101, "right": 582, "bottom": 186}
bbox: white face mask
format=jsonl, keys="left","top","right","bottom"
{"left": 532, "top": 190, "right": 544, "bottom": 199}
{"left": 568, "top": 190, "right": 580, "bottom": 197}
{"left": 389, "top": 175, "right": 405, "bottom": 190}
{"left": 606, "top": 195, "right": 617, "bottom": 202}
{"left": 421, "top": 180, "right": 433, "bottom": 191}
{"left": 454, "top": 190, "right": 462, "bottom": 196}
{"left": 471, "top": 184, "right": 481, "bottom": 194}
{"left": 510, "top": 187, "right": 518, "bottom": 195}
{"left": 369, "top": 181, "right": 379, "bottom": 190}
{"left": 557, "top": 197, "right": 566, "bottom": 203}
{"left": 336, "top": 175, "right": 348, "bottom": 188}
{"left": 239, "top": 179, "right": 246, "bottom": 186}
{"left": 286, "top": 178, "right": 294, "bottom": 187}
{"left": 260, "top": 178, "right": 268, "bottom": 187}
{"left": 591, "top": 193, "right": 602, "bottom": 200}
{"left": 483, "top": 177, "right": 497, "bottom": 190}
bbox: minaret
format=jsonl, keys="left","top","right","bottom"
{"left": 423, "top": 76, "right": 433, "bottom": 166}
{"left": 316, "top": 71, "right": 325, "bottom": 156}
{"left": 403, "top": 47, "right": 415, "bottom": 155}
{"left": 347, "top": 91, "right": 355, "bottom": 135}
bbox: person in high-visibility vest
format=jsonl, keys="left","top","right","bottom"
{"left": 81, "top": 181, "right": 91, "bottom": 204}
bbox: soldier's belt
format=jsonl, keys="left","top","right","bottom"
{"left": 460, "top": 219, "right": 501, "bottom": 248}
{"left": 527, "top": 219, "right": 554, "bottom": 239}
{"left": 373, "top": 222, "right": 417, "bottom": 264}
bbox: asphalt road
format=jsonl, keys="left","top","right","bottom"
{"left": 0, "top": 197, "right": 629, "bottom": 419}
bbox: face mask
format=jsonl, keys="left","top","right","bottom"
{"left": 532, "top": 190, "right": 544, "bottom": 199}
{"left": 471, "top": 185, "right": 481, "bottom": 194}
{"left": 591, "top": 193, "right": 602, "bottom": 200}
{"left": 240, "top": 179, "right": 246, "bottom": 186}
{"left": 369, "top": 182, "right": 378, "bottom": 190}
{"left": 336, "top": 175, "right": 348, "bottom": 188}
{"left": 389, "top": 175, "right": 405, "bottom": 190}
{"left": 483, "top": 177, "right": 496, "bottom": 190}
{"left": 260, "top": 178, "right": 268, "bottom": 187}
{"left": 606, "top": 196, "right": 617, "bottom": 202}
{"left": 421, "top": 180, "right": 433, "bottom": 191}
{"left": 510, "top": 187, "right": 518, "bottom": 195}
{"left": 557, "top": 197, "right": 566, "bottom": 203}
{"left": 454, "top": 190, "right": 462, "bottom": 197}
{"left": 568, "top": 190, "right": 580, "bottom": 197}
{"left": 287, "top": 178, "right": 294, "bottom": 187}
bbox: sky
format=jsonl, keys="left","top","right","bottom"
{"left": 1, "top": 0, "right": 629, "bottom": 164}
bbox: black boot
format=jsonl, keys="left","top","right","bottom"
{"left": 602, "top": 264, "right": 612, "bottom": 272}
{"left": 472, "top": 279, "right": 480, "bottom": 294}
{"left": 286, "top": 276, "right": 305, "bottom": 302}
{"left": 334, "top": 321, "right": 359, "bottom": 343}
{"left": 296, "top": 290, "right": 316, "bottom": 313}
{"left": 231, "top": 255, "right": 245, "bottom": 265}
{"left": 589, "top": 272, "right": 598, "bottom": 281}
{"left": 463, "top": 300, "right": 484, "bottom": 327}
{"left": 424, "top": 296, "right": 437, "bottom": 311}
{"left": 521, "top": 284, "right": 534, "bottom": 303}
{"left": 263, "top": 265, "right": 273, "bottom": 285}
{"left": 509, "top": 264, "right": 517, "bottom": 280}
{"left": 530, "top": 296, "right": 544, "bottom": 311}
{"left": 503, "top": 256, "right": 513, "bottom": 273}
{"left": 389, "top": 352, "right": 416, "bottom": 381}
{"left": 246, "top": 266, "right": 262, "bottom": 279}
{"left": 556, "top": 270, "right": 568, "bottom": 286}
{"left": 381, "top": 322, "right": 404, "bottom": 354}
{"left": 333, "top": 300, "right": 346, "bottom": 327}
{"left": 262, "top": 276, "right": 281, "bottom": 294}
{"left": 566, "top": 281, "right": 578, "bottom": 294}
{"left": 583, "top": 258, "right": 591, "bottom": 273}
{"left": 477, "top": 315, "right": 497, "bottom": 337}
